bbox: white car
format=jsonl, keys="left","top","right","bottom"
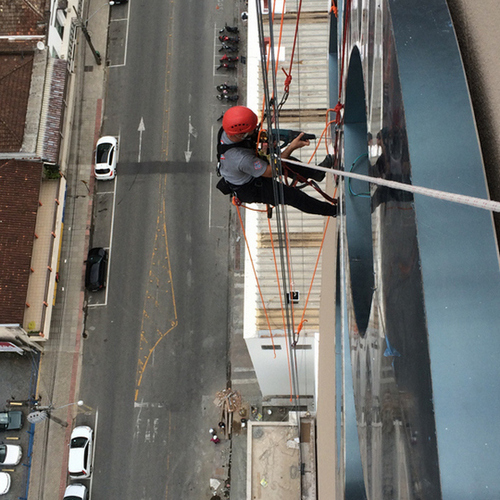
{"left": 0, "top": 444, "right": 22, "bottom": 466}
{"left": 95, "top": 135, "right": 118, "bottom": 180}
{"left": 0, "top": 472, "right": 10, "bottom": 495}
{"left": 68, "top": 426, "right": 93, "bottom": 479}
{"left": 63, "top": 483, "right": 88, "bottom": 500}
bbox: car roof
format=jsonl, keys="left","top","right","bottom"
{"left": 0, "top": 472, "right": 10, "bottom": 492}
{"left": 70, "top": 426, "right": 92, "bottom": 440}
{"left": 96, "top": 135, "right": 117, "bottom": 146}
{"left": 88, "top": 247, "right": 105, "bottom": 257}
{"left": 68, "top": 447, "right": 86, "bottom": 473}
{"left": 64, "top": 483, "right": 87, "bottom": 498}
{"left": 0, "top": 410, "right": 22, "bottom": 419}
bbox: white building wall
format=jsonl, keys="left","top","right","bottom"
{"left": 47, "top": 0, "right": 80, "bottom": 59}
{"left": 246, "top": 333, "right": 317, "bottom": 399}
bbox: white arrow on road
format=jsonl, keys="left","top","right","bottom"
{"left": 185, "top": 115, "right": 198, "bottom": 163}
{"left": 138, "top": 117, "right": 145, "bottom": 163}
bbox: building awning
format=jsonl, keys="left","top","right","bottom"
{"left": 37, "top": 57, "right": 68, "bottom": 164}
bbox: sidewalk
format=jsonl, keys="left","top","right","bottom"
{"left": 27, "top": 0, "right": 109, "bottom": 498}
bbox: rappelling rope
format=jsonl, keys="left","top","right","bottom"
{"left": 255, "top": 0, "right": 305, "bottom": 407}
{"left": 282, "top": 158, "right": 500, "bottom": 213}
{"left": 233, "top": 199, "right": 278, "bottom": 358}
{"left": 267, "top": 217, "right": 295, "bottom": 400}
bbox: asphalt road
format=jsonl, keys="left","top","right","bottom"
{"left": 80, "top": 0, "right": 240, "bottom": 497}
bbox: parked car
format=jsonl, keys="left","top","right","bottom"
{"left": 95, "top": 136, "right": 117, "bottom": 180}
{"left": 0, "top": 444, "right": 22, "bottom": 466}
{"left": 68, "top": 426, "right": 93, "bottom": 479}
{"left": 85, "top": 247, "right": 107, "bottom": 292}
{"left": 0, "top": 472, "right": 10, "bottom": 495}
{"left": 110, "top": 0, "right": 128, "bottom": 4}
{"left": 63, "top": 483, "right": 88, "bottom": 500}
{"left": 0, "top": 411, "right": 23, "bottom": 431}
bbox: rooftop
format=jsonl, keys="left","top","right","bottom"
{"left": 0, "top": 159, "right": 42, "bottom": 324}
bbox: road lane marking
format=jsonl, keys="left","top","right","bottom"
{"left": 161, "top": 10, "right": 174, "bottom": 158}
{"left": 184, "top": 115, "right": 194, "bottom": 163}
{"left": 133, "top": 401, "right": 166, "bottom": 408}
{"left": 105, "top": 170, "right": 118, "bottom": 305}
{"left": 89, "top": 408, "right": 99, "bottom": 498}
{"left": 209, "top": 171, "right": 213, "bottom": 228}
{"left": 108, "top": 2, "right": 130, "bottom": 68}
{"left": 87, "top": 167, "right": 117, "bottom": 308}
{"left": 138, "top": 117, "right": 145, "bottom": 163}
{"left": 231, "top": 379, "right": 259, "bottom": 384}
{"left": 210, "top": 125, "right": 214, "bottom": 163}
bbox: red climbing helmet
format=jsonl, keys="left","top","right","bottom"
{"left": 222, "top": 106, "right": 258, "bottom": 135}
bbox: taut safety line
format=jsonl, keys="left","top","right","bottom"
{"left": 283, "top": 159, "right": 500, "bottom": 213}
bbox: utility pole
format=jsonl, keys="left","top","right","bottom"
{"left": 73, "top": 6, "right": 102, "bottom": 65}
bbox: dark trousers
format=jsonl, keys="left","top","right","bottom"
{"left": 234, "top": 175, "right": 336, "bottom": 216}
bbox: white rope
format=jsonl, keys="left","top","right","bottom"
{"left": 283, "top": 158, "right": 500, "bottom": 213}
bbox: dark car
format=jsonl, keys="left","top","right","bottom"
{"left": 0, "top": 411, "right": 23, "bottom": 431}
{"left": 85, "top": 248, "right": 107, "bottom": 292}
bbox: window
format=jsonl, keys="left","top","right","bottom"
{"left": 55, "top": 9, "right": 66, "bottom": 38}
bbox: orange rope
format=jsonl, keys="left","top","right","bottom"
{"left": 330, "top": 1, "right": 338, "bottom": 17}
{"left": 308, "top": 118, "right": 337, "bottom": 163}
{"left": 260, "top": 0, "right": 286, "bottom": 126}
{"left": 235, "top": 203, "right": 268, "bottom": 213}
{"left": 275, "top": 1, "right": 286, "bottom": 79}
{"left": 295, "top": 217, "right": 331, "bottom": 342}
{"left": 267, "top": 217, "right": 295, "bottom": 400}
{"left": 233, "top": 198, "right": 277, "bottom": 357}
{"left": 284, "top": 0, "right": 303, "bottom": 94}
{"left": 284, "top": 218, "right": 296, "bottom": 336}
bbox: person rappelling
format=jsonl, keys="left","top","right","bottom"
{"left": 216, "top": 106, "right": 338, "bottom": 217}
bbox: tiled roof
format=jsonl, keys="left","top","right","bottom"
{"left": 0, "top": 0, "right": 49, "bottom": 52}
{"left": 0, "top": 159, "right": 42, "bottom": 324}
{"left": 0, "top": 53, "right": 34, "bottom": 151}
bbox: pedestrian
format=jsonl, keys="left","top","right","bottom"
{"left": 216, "top": 106, "right": 337, "bottom": 217}
{"left": 209, "top": 428, "right": 215, "bottom": 435}
{"left": 211, "top": 434, "right": 221, "bottom": 444}
{"left": 218, "top": 421, "right": 226, "bottom": 430}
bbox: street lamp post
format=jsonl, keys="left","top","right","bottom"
{"left": 27, "top": 400, "right": 95, "bottom": 427}
{"left": 86, "top": 2, "right": 114, "bottom": 26}
{"left": 51, "top": 400, "right": 94, "bottom": 414}
{"left": 72, "top": 5, "right": 104, "bottom": 65}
